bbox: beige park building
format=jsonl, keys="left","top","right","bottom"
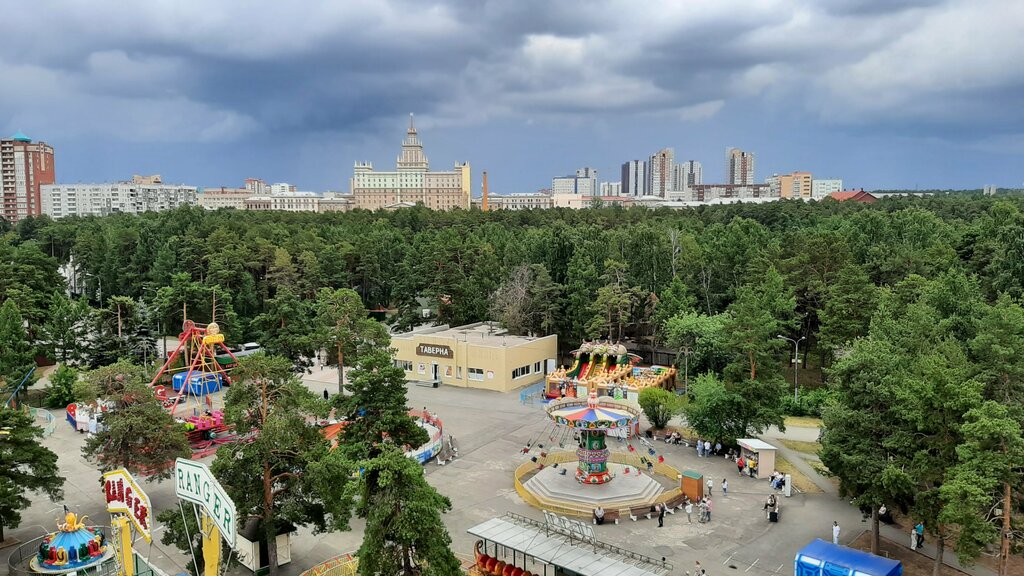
{"left": 351, "top": 115, "right": 471, "bottom": 211}
{"left": 392, "top": 323, "right": 557, "bottom": 393}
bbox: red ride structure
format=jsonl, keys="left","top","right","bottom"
{"left": 149, "top": 319, "right": 239, "bottom": 417}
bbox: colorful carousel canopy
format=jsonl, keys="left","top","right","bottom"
{"left": 547, "top": 398, "right": 639, "bottom": 429}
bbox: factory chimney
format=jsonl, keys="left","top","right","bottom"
{"left": 482, "top": 171, "right": 489, "bottom": 211}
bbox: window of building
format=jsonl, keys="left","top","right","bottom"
{"left": 395, "top": 360, "right": 413, "bottom": 372}
{"left": 534, "top": 361, "right": 542, "bottom": 374}
{"left": 512, "top": 364, "right": 531, "bottom": 379}
{"left": 468, "top": 367, "right": 484, "bottom": 381}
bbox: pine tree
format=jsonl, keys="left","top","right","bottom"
{"left": 81, "top": 381, "right": 190, "bottom": 480}
{"left": 354, "top": 444, "right": 462, "bottom": 576}
{"left": 0, "top": 299, "right": 36, "bottom": 389}
{"left": 211, "top": 353, "right": 346, "bottom": 576}
{"left": 0, "top": 407, "right": 65, "bottom": 542}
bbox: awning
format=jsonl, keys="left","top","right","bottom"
{"left": 737, "top": 438, "right": 776, "bottom": 451}
{"left": 467, "top": 515, "right": 670, "bottom": 576}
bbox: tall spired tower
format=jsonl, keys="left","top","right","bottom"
{"left": 397, "top": 113, "right": 429, "bottom": 172}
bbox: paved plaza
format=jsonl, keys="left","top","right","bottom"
{"left": 3, "top": 367, "right": 884, "bottom": 576}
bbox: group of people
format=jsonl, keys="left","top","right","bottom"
{"left": 768, "top": 471, "right": 786, "bottom": 490}
{"left": 695, "top": 439, "right": 721, "bottom": 457}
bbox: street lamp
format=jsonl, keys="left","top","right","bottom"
{"left": 777, "top": 334, "right": 806, "bottom": 402}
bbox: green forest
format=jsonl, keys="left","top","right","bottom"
{"left": 3, "top": 194, "right": 1024, "bottom": 570}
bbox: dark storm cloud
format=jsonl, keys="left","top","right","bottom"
{"left": 0, "top": 0, "right": 1022, "bottom": 189}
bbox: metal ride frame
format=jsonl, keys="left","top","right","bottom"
{"left": 148, "top": 320, "right": 238, "bottom": 416}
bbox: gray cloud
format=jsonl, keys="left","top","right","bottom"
{"left": 0, "top": 0, "right": 1020, "bottom": 189}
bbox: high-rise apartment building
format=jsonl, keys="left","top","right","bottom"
{"left": 726, "top": 148, "right": 755, "bottom": 185}
{"left": 42, "top": 176, "right": 197, "bottom": 218}
{"left": 270, "top": 182, "right": 297, "bottom": 195}
{"left": 351, "top": 115, "right": 471, "bottom": 211}
{"left": 599, "top": 182, "right": 622, "bottom": 196}
{"left": 244, "top": 178, "right": 268, "bottom": 195}
{"left": 1, "top": 131, "right": 55, "bottom": 223}
{"left": 621, "top": 160, "right": 647, "bottom": 196}
{"left": 811, "top": 179, "right": 843, "bottom": 198}
{"left": 767, "top": 171, "right": 813, "bottom": 199}
{"left": 647, "top": 148, "right": 674, "bottom": 197}
{"left": 674, "top": 160, "right": 703, "bottom": 191}
{"left": 552, "top": 167, "right": 598, "bottom": 195}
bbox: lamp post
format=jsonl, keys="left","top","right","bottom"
{"left": 777, "top": 335, "right": 805, "bottom": 402}
{"left": 678, "top": 344, "right": 692, "bottom": 395}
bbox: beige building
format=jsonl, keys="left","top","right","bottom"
{"left": 391, "top": 322, "right": 557, "bottom": 393}
{"left": 351, "top": 115, "right": 471, "bottom": 211}
{"left": 199, "top": 186, "right": 251, "bottom": 210}
{"left": 767, "top": 172, "right": 813, "bottom": 199}
{"left": 244, "top": 192, "right": 319, "bottom": 212}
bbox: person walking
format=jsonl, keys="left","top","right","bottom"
{"left": 715, "top": 442, "right": 721, "bottom": 455}
{"left": 707, "top": 477, "right": 714, "bottom": 495}
{"left": 704, "top": 440, "right": 711, "bottom": 457}
{"left": 684, "top": 499, "right": 693, "bottom": 523}
{"left": 657, "top": 503, "right": 665, "bottom": 527}
{"left": 914, "top": 522, "right": 924, "bottom": 549}
{"left": 736, "top": 456, "right": 745, "bottom": 476}
{"left": 323, "top": 389, "right": 329, "bottom": 400}
{"left": 696, "top": 439, "right": 703, "bottom": 458}
{"left": 832, "top": 521, "right": 841, "bottom": 544}
{"left": 722, "top": 478, "right": 728, "bottom": 496}
{"left": 705, "top": 497, "right": 713, "bottom": 522}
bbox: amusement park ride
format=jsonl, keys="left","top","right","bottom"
{"left": 517, "top": 340, "right": 682, "bottom": 515}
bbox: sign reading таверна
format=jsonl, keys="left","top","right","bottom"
{"left": 103, "top": 468, "right": 153, "bottom": 543}
{"left": 416, "top": 344, "right": 453, "bottom": 358}
{"left": 174, "top": 458, "right": 237, "bottom": 547}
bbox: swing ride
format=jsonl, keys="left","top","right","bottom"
{"left": 516, "top": 389, "right": 678, "bottom": 511}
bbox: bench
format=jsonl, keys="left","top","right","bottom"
{"left": 629, "top": 506, "right": 654, "bottom": 522}
{"left": 593, "top": 509, "right": 620, "bottom": 525}
{"left": 664, "top": 493, "right": 687, "bottom": 514}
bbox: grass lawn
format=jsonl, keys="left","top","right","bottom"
{"left": 784, "top": 415, "right": 823, "bottom": 428}
{"left": 774, "top": 455, "right": 823, "bottom": 494}
{"left": 778, "top": 439, "right": 822, "bottom": 456}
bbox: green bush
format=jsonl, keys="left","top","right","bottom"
{"left": 638, "top": 387, "right": 684, "bottom": 429}
{"left": 44, "top": 365, "right": 78, "bottom": 408}
{"left": 779, "top": 386, "right": 832, "bottom": 418}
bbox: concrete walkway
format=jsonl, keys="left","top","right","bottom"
{"left": 761, "top": 425, "right": 996, "bottom": 576}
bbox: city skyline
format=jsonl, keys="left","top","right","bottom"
{"left": 2, "top": 1, "right": 1022, "bottom": 192}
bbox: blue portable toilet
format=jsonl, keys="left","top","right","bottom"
{"left": 795, "top": 539, "right": 901, "bottom": 576}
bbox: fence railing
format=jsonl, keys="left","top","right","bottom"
{"left": 298, "top": 552, "right": 359, "bottom": 576}
{"left": 31, "top": 407, "right": 57, "bottom": 437}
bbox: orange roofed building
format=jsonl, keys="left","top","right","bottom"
{"left": 829, "top": 189, "right": 877, "bottom": 203}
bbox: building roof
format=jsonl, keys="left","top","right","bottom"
{"left": 737, "top": 438, "right": 777, "bottom": 451}
{"left": 10, "top": 130, "right": 31, "bottom": 142}
{"left": 830, "top": 190, "right": 877, "bottom": 203}
{"left": 468, "top": 515, "right": 670, "bottom": 576}
{"left": 393, "top": 322, "right": 552, "bottom": 348}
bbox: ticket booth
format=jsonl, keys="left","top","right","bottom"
{"left": 736, "top": 439, "right": 777, "bottom": 479}
{"left": 681, "top": 470, "right": 704, "bottom": 502}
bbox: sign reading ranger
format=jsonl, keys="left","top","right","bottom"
{"left": 416, "top": 344, "right": 453, "bottom": 359}
{"left": 175, "top": 458, "right": 237, "bottom": 547}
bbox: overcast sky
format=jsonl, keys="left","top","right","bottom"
{"left": 3, "top": 0, "right": 1022, "bottom": 192}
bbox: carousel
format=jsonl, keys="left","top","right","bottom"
{"left": 29, "top": 511, "right": 112, "bottom": 573}
{"left": 546, "top": 391, "right": 641, "bottom": 484}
